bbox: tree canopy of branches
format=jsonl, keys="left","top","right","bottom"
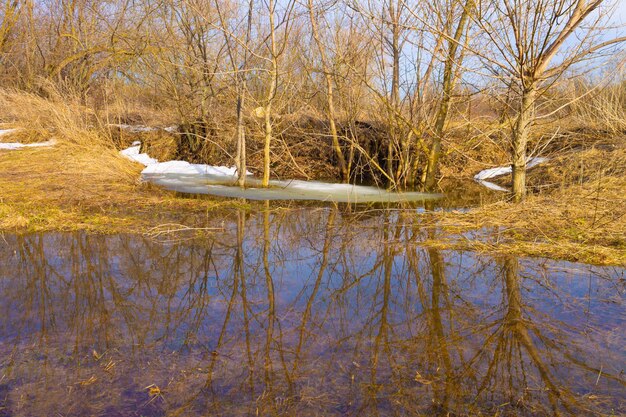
{"left": 1, "top": 0, "right": 623, "bottom": 198}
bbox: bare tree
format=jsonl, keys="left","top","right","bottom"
{"left": 476, "top": 0, "right": 626, "bottom": 201}
{"left": 214, "top": 0, "right": 255, "bottom": 186}
{"left": 421, "top": 0, "right": 474, "bottom": 190}
{"left": 307, "top": 0, "right": 349, "bottom": 182}
{"left": 0, "top": 0, "right": 20, "bottom": 55}
{"left": 261, "top": 0, "right": 295, "bottom": 186}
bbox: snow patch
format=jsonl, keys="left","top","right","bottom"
{"left": 119, "top": 143, "right": 248, "bottom": 181}
{"left": 142, "top": 160, "right": 252, "bottom": 178}
{"left": 0, "top": 139, "right": 56, "bottom": 150}
{"left": 119, "top": 145, "right": 159, "bottom": 166}
{"left": 124, "top": 141, "right": 440, "bottom": 203}
{"left": 477, "top": 180, "right": 509, "bottom": 192}
{"left": 0, "top": 128, "right": 19, "bottom": 137}
{"left": 474, "top": 157, "right": 548, "bottom": 181}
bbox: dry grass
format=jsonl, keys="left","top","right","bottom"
{"left": 428, "top": 176, "right": 626, "bottom": 265}
{"left": 0, "top": 88, "right": 624, "bottom": 264}
{"left": 0, "top": 89, "right": 244, "bottom": 233}
{"left": 0, "top": 127, "right": 51, "bottom": 144}
{"left": 432, "top": 115, "right": 626, "bottom": 265}
{"left": 0, "top": 144, "right": 246, "bottom": 233}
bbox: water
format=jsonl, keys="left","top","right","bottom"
{"left": 0, "top": 207, "right": 624, "bottom": 416}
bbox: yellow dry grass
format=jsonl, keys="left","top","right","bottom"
{"left": 0, "top": 89, "right": 242, "bottom": 233}
{"left": 0, "top": 143, "right": 244, "bottom": 233}
{"left": 0, "top": 88, "right": 624, "bottom": 265}
{"left": 428, "top": 176, "right": 626, "bottom": 265}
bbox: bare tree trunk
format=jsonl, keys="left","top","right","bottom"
{"left": 511, "top": 85, "right": 535, "bottom": 202}
{"left": 262, "top": 0, "right": 278, "bottom": 187}
{"left": 307, "top": 0, "right": 348, "bottom": 182}
{"left": 232, "top": 0, "right": 255, "bottom": 187}
{"left": 235, "top": 92, "right": 247, "bottom": 187}
{"left": 326, "top": 79, "right": 347, "bottom": 181}
{"left": 388, "top": 0, "right": 400, "bottom": 182}
{"left": 423, "top": 0, "right": 472, "bottom": 190}
{"left": 262, "top": 102, "right": 273, "bottom": 186}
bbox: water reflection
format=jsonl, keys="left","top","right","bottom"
{"left": 0, "top": 207, "right": 624, "bottom": 416}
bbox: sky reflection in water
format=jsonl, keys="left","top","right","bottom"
{"left": 0, "top": 207, "right": 624, "bottom": 416}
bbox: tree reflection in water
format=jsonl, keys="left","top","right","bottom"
{"left": 0, "top": 207, "right": 624, "bottom": 416}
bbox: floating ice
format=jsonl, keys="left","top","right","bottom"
{"left": 123, "top": 142, "right": 440, "bottom": 203}
{"left": 143, "top": 172, "right": 440, "bottom": 203}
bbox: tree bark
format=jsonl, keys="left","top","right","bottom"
{"left": 511, "top": 85, "right": 535, "bottom": 202}
{"left": 236, "top": 92, "right": 247, "bottom": 187}
{"left": 388, "top": 0, "right": 400, "bottom": 183}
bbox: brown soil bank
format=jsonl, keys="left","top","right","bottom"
{"left": 110, "top": 117, "right": 395, "bottom": 183}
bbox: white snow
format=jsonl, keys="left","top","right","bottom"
{"left": 477, "top": 180, "right": 509, "bottom": 192}
{"left": 474, "top": 157, "right": 548, "bottom": 180}
{"left": 0, "top": 127, "right": 55, "bottom": 150}
{"left": 0, "top": 128, "right": 19, "bottom": 137}
{"left": 0, "top": 139, "right": 56, "bottom": 150}
{"left": 119, "top": 143, "right": 249, "bottom": 180}
{"left": 119, "top": 145, "right": 159, "bottom": 166}
{"left": 473, "top": 157, "right": 548, "bottom": 192}
{"left": 473, "top": 166, "right": 511, "bottom": 181}
{"left": 142, "top": 160, "right": 250, "bottom": 177}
